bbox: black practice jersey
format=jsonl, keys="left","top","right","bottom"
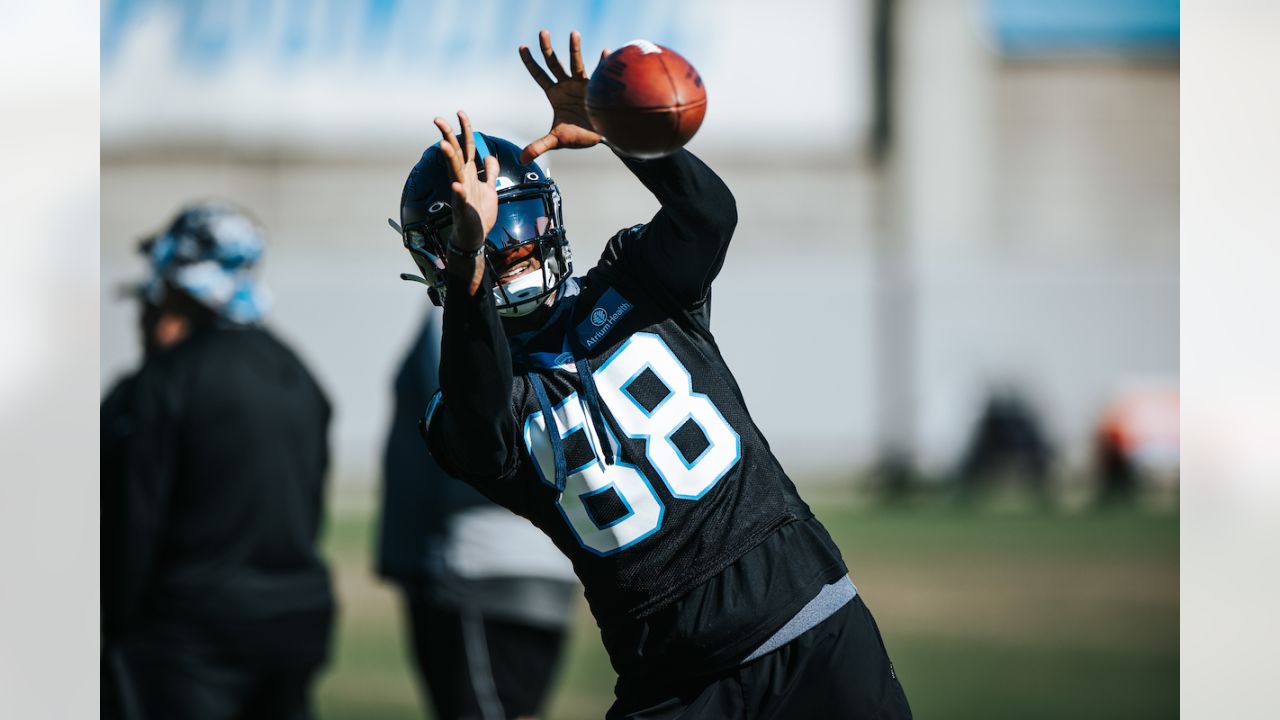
{"left": 426, "top": 150, "right": 847, "bottom": 680}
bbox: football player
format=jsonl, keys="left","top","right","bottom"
{"left": 397, "top": 31, "right": 913, "bottom": 719}
{"left": 102, "top": 202, "right": 334, "bottom": 720}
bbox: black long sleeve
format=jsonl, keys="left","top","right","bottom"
{"left": 379, "top": 312, "right": 492, "bottom": 579}
{"left": 102, "top": 372, "right": 165, "bottom": 639}
{"left": 430, "top": 266, "right": 518, "bottom": 481}
{"left": 105, "top": 365, "right": 179, "bottom": 639}
{"left": 619, "top": 149, "right": 738, "bottom": 306}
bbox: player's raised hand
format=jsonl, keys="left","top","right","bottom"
{"left": 518, "top": 30, "right": 609, "bottom": 164}
{"left": 433, "top": 111, "right": 499, "bottom": 255}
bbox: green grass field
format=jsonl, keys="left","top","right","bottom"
{"left": 314, "top": 497, "right": 1178, "bottom": 719}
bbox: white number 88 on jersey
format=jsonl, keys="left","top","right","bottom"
{"left": 523, "top": 333, "right": 741, "bottom": 555}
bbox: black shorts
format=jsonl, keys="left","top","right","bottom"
{"left": 607, "top": 595, "right": 913, "bottom": 720}
{"left": 405, "top": 599, "right": 568, "bottom": 720}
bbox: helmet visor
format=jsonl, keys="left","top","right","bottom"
{"left": 485, "top": 197, "right": 555, "bottom": 252}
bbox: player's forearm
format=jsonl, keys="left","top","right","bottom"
{"left": 447, "top": 251, "right": 488, "bottom": 296}
{"left": 434, "top": 264, "right": 517, "bottom": 477}
{"left": 619, "top": 149, "right": 738, "bottom": 304}
{"left": 619, "top": 148, "right": 738, "bottom": 242}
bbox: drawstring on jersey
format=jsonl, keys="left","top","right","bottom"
{"left": 510, "top": 279, "right": 617, "bottom": 493}
{"left": 529, "top": 372, "right": 568, "bottom": 492}
{"left": 576, "top": 357, "right": 616, "bottom": 466}
{"left": 527, "top": 360, "right": 616, "bottom": 495}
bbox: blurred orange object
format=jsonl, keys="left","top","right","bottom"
{"left": 1097, "top": 383, "right": 1180, "bottom": 501}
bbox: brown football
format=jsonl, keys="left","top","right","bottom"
{"left": 586, "top": 40, "right": 707, "bottom": 159}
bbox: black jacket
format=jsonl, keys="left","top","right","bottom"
{"left": 102, "top": 322, "right": 334, "bottom": 664}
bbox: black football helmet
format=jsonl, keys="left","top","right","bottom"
{"left": 396, "top": 132, "right": 572, "bottom": 317}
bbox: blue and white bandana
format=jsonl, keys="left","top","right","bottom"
{"left": 142, "top": 202, "right": 271, "bottom": 324}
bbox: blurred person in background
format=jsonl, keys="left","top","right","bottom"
{"left": 377, "top": 310, "right": 578, "bottom": 720}
{"left": 101, "top": 202, "right": 335, "bottom": 720}
{"left": 955, "top": 389, "right": 1055, "bottom": 504}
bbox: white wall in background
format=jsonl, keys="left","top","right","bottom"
{"left": 101, "top": 0, "right": 872, "bottom": 155}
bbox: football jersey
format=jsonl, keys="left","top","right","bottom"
{"left": 430, "top": 226, "right": 819, "bottom": 625}
{"left": 424, "top": 150, "right": 849, "bottom": 680}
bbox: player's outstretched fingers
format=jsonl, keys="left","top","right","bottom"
{"left": 521, "top": 134, "right": 559, "bottom": 165}
{"left": 458, "top": 110, "right": 475, "bottom": 163}
{"left": 483, "top": 155, "right": 500, "bottom": 187}
{"left": 520, "top": 45, "right": 555, "bottom": 91}
{"left": 433, "top": 117, "right": 465, "bottom": 180}
{"left": 439, "top": 142, "right": 464, "bottom": 187}
{"left": 595, "top": 48, "right": 610, "bottom": 75}
{"left": 432, "top": 116, "right": 453, "bottom": 142}
{"left": 539, "top": 29, "right": 570, "bottom": 81}
{"left": 569, "top": 31, "right": 586, "bottom": 79}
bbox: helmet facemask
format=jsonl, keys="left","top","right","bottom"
{"left": 399, "top": 180, "right": 572, "bottom": 317}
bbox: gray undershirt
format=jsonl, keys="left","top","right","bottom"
{"left": 743, "top": 576, "right": 858, "bottom": 663}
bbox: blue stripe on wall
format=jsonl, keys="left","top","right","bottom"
{"left": 988, "top": 0, "right": 1179, "bottom": 56}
